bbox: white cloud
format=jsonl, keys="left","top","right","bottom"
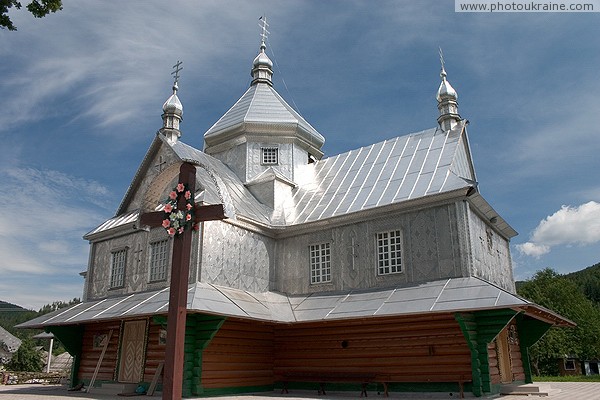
{"left": 517, "top": 201, "right": 600, "bottom": 257}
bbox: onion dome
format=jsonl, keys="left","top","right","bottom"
{"left": 161, "top": 80, "right": 183, "bottom": 144}
{"left": 251, "top": 40, "right": 274, "bottom": 86}
{"left": 436, "top": 62, "right": 461, "bottom": 131}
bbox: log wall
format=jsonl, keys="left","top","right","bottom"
{"left": 201, "top": 319, "right": 275, "bottom": 389}
{"left": 78, "top": 321, "right": 121, "bottom": 382}
{"left": 273, "top": 314, "right": 472, "bottom": 382}
{"left": 143, "top": 321, "right": 166, "bottom": 383}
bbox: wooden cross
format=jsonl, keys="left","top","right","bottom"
{"left": 140, "top": 162, "right": 226, "bottom": 400}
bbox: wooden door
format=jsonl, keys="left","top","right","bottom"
{"left": 496, "top": 329, "right": 513, "bottom": 384}
{"left": 118, "top": 320, "right": 147, "bottom": 383}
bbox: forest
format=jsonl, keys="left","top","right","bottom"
{"left": 516, "top": 262, "right": 600, "bottom": 375}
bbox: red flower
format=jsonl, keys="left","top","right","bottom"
{"left": 169, "top": 191, "right": 177, "bottom": 200}
{"left": 186, "top": 203, "right": 193, "bottom": 210}
{"left": 167, "top": 227, "right": 176, "bottom": 236}
{"left": 193, "top": 224, "right": 200, "bottom": 231}
{"left": 186, "top": 213, "right": 192, "bottom": 221}
{"left": 164, "top": 203, "right": 173, "bottom": 213}
{"left": 176, "top": 183, "right": 185, "bottom": 192}
{"left": 184, "top": 190, "right": 191, "bottom": 200}
{"left": 162, "top": 219, "right": 170, "bottom": 228}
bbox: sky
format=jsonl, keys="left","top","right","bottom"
{"left": 1, "top": 0, "right": 599, "bottom": 311}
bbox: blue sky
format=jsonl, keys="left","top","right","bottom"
{"left": 1, "top": 1, "right": 599, "bottom": 310}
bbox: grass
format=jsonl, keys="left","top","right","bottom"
{"left": 535, "top": 375, "right": 600, "bottom": 382}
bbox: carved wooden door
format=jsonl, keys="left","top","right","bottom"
{"left": 118, "top": 320, "right": 147, "bottom": 383}
{"left": 496, "top": 329, "right": 513, "bottom": 384}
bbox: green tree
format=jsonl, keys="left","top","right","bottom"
{"left": 6, "top": 338, "right": 43, "bottom": 372}
{"left": 517, "top": 268, "right": 600, "bottom": 375}
{"left": 0, "top": 0, "right": 62, "bottom": 31}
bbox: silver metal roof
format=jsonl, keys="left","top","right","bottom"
{"left": 284, "top": 121, "right": 474, "bottom": 225}
{"left": 18, "top": 277, "right": 567, "bottom": 329}
{"left": 203, "top": 82, "right": 325, "bottom": 150}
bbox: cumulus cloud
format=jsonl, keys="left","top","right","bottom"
{"left": 517, "top": 201, "right": 600, "bottom": 258}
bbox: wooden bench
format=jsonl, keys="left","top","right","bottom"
{"left": 376, "top": 374, "right": 472, "bottom": 399}
{"left": 280, "top": 371, "right": 377, "bottom": 397}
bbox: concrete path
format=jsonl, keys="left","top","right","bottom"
{"left": 1, "top": 382, "right": 600, "bottom": 400}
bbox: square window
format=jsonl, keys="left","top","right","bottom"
{"left": 564, "top": 359, "right": 576, "bottom": 371}
{"left": 261, "top": 147, "right": 278, "bottom": 165}
{"left": 377, "top": 230, "right": 402, "bottom": 275}
{"left": 149, "top": 239, "right": 169, "bottom": 282}
{"left": 110, "top": 249, "right": 127, "bottom": 288}
{"left": 310, "top": 243, "right": 331, "bottom": 284}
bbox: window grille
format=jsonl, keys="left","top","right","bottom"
{"left": 110, "top": 249, "right": 127, "bottom": 288}
{"left": 149, "top": 240, "right": 169, "bottom": 282}
{"left": 261, "top": 147, "right": 278, "bottom": 165}
{"left": 310, "top": 242, "right": 331, "bottom": 284}
{"left": 377, "top": 230, "right": 402, "bottom": 275}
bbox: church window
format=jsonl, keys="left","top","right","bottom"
{"left": 110, "top": 249, "right": 127, "bottom": 288}
{"left": 310, "top": 242, "right": 331, "bottom": 284}
{"left": 261, "top": 147, "right": 279, "bottom": 165}
{"left": 377, "top": 230, "right": 403, "bottom": 275}
{"left": 149, "top": 239, "right": 169, "bottom": 282}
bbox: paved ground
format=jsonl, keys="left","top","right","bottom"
{"left": 1, "top": 382, "right": 600, "bottom": 400}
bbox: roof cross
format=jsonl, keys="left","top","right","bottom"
{"left": 439, "top": 47, "right": 447, "bottom": 76}
{"left": 259, "top": 16, "right": 269, "bottom": 46}
{"left": 172, "top": 60, "right": 183, "bottom": 85}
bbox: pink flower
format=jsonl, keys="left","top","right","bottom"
{"left": 186, "top": 213, "right": 192, "bottom": 221}
{"left": 162, "top": 219, "right": 170, "bottom": 228}
{"left": 164, "top": 203, "right": 173, "bottom": 213}
{"left": 176, "top": 183, "right": 185, "bottom": 192}
{"left": 184, "top": 190, "right": 191, "bottom": 200}
{"left": 178, "top": 227, "right": 184, "bottom": 234}
{"left": 168, "top": 227, "right": 176, "bottom": 236}
{"left": 186, "top": 203, "right": 193, "bottom": 210}
{"left": 169, "top": 191, "right": 177, "bottom": 200}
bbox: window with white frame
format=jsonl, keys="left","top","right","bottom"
{"left": 377, "top": 230, "right": 403, "bottom": 275}
{"left": 149, "top": 239, "right": 169, "bottom": 282}
{"left": 110, "top": 249, "right": 127, "bottom": 288}
{"left": 261, "top": 147, "right": 278, "bottom": 165}
{"left": 310, "top": 242, "right": 331, "bottom": 284}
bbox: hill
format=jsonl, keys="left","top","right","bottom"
{"left": 0, "top": 300, "right": 38, "bottom": 339}
{"left": 565, "top": 262, "right": 600, "bottom": 304}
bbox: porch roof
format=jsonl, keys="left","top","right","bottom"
{"left": 17, "top": 277, "right": 574, "bottom": 329}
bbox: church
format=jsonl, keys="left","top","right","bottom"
{"left": 20, "top": 23, "right": 573, "bottom": 398}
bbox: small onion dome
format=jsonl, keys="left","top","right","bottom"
{"left": 162, "top": 82, "right": 183, "bottom": 116}
{"left": 436, "top": 67, "right": 458, "bottom": 102}
{"left": 251, "top": 41, "right": 274, "bottom": 86}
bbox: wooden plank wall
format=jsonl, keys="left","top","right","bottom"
{"left": 78, "top": 321, "right": 121, "bottom": 382}
{"left": 143, "top": 321, "right": 166, "bottom": 383}
{"left": 488, "top": 321, "right": 525, "bottom": 385}
{"left": 201, "top": 319, "right": 274, "bottom": 389}
{"left": 273, "top": 314, "right": 472, "bottom": 382}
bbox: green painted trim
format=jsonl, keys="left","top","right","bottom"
{"left": 46, "top": 325, "right": 84, "bottom": 388}
{"left": 181, "top": 314, "right": 226, "bottom": 398}
{"left": 516, "top": 314, "right": 552, "bottom": 383}
{"left": 199, "top": 385, "right": 274, "bottom": 396}
{"left": 456, "top": 309, "right": 519, "bottom": 397}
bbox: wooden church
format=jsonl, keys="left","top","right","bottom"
{"left": 20, "top": 23, "right": 573, "bottom": 398}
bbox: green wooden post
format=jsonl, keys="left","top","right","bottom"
{"left": 456, "top": 309, "right": 518, "bottom": 397}
{"left": 46, "top": 325, "right": 84, "bottom": 388}
{"left": 515, "top": 314, "right": 552, "bottom": 383}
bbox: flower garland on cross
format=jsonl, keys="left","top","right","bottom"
{"left": 161, "top": 182, "right": 199, "bottom": 236}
